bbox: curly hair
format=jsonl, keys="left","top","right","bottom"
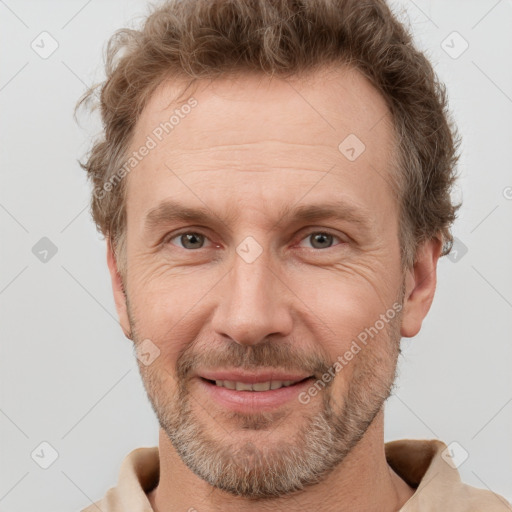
{"left": 76, "top": 0, "right": 461, "bottom": 274}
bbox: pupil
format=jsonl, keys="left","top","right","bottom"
{"left": 182, "top": 233, "right": 203, "bottom": 249}
{"left": 313, "top": 233, "right": 331, "bottom": 248}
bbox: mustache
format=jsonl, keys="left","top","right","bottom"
{"left": 176, "top": 338, "right": 333, "bottom": 382}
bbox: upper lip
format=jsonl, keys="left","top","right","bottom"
{"left": 198, "top": 370, "right": 313, "bottom": 384}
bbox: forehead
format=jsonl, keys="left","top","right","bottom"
{"left": 136, "top": 65, "right": 393, "bottom": 152}
{"left": 125, "top": 65, "right": 398, "bottom": 226}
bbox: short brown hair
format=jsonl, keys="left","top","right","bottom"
{"left": 76, "top": 0, "right": 461, "bottom": 273}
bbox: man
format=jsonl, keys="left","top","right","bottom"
{"left": 77, "top": 0, "right": 511, "bottom": 510}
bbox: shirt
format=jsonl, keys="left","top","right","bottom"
{"left": 81, "top": 439, "right": 512, "bottom": 511}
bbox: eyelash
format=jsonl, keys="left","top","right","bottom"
{"left": 163, "top": 229, "right": 346, "bottom": 251}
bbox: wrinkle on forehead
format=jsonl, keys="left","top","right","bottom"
{"left": 125, "top": 64, "right": 399, "bottom": 239}
{"left": 132, "top": 64, "right": 394, "bottom": 154}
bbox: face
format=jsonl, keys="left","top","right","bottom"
{"left": 108, "top": 66, "right": 437, "bottom": 498}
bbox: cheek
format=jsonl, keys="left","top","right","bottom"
{"left": 288, "top": 264, "right": 396, "bottom": 348}
{"left": 127, "top": 245, "right": 401, "bottom": 368}
{"left": 128, "top": 266, "right": 219, "bottom": 361}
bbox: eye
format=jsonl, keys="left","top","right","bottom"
{"left": 166, "top": 231, "right": 212, "bottom": 250}
{"left": 297, "top": 231, "right": 345, "bottom": 250}
{"left": 164, "top": 230, "right": 345, "bottom": 252}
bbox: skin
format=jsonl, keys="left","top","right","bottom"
{"left": 107, "top": 65, "right": 442, "bottom": 512}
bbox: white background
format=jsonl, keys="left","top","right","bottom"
{"left": 1, "top": 0, "right": 511, "bottom": 510}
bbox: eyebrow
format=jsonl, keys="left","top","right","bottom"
{"left": 143, "top": 199, "right": 373, "bottom": 233}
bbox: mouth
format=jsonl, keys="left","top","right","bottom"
{"left": 200, "top": 376, "right": 312, "bottom": 391}
{"left": 196, "top": 372, "right": 316, "bottom": 412}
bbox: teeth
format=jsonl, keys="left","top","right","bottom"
{"left": 235, "top": 382, "right": 253, "bottom": 391}
{"left": 252, "top": 381, "right": 271, "bottom": 391}
{"left": 213, "top": 380, "right": 299, "bottom": 391}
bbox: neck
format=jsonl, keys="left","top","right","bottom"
{"left": 148, "top": 409, "right": 415, "bottom": 512}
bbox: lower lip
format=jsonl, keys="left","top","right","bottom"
{"left": 197, "top": 377, "right": 315, "bottom": 413}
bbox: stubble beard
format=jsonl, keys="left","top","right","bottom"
{"left": 128, "top": 296, "right": 404, "bottom": 499}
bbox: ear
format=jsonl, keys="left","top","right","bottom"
{"left": 106, "top": 237, "right": 132, "bottom": 339}
{"left": 400, "top": 237, "right": 443, "bottom": 338}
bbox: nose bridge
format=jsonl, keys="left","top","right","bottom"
{"left": 232, "top": 244, "right": 273, "bottom": 304}
{"left": 212, "top": 239, "right": 293, "bottom": 345}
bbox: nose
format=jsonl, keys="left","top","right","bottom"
{"left": 210, "top": 247, "right": 294, "bottom": 346}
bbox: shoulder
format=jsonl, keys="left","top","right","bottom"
{"left": 79, "top": 446, "right": 159, "bottom": 512}
{"left": 445, "top": 482, "right": 512, "bottom": 511}
{"left": 386, "top": 439, "right": 512, "bottom": 512}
